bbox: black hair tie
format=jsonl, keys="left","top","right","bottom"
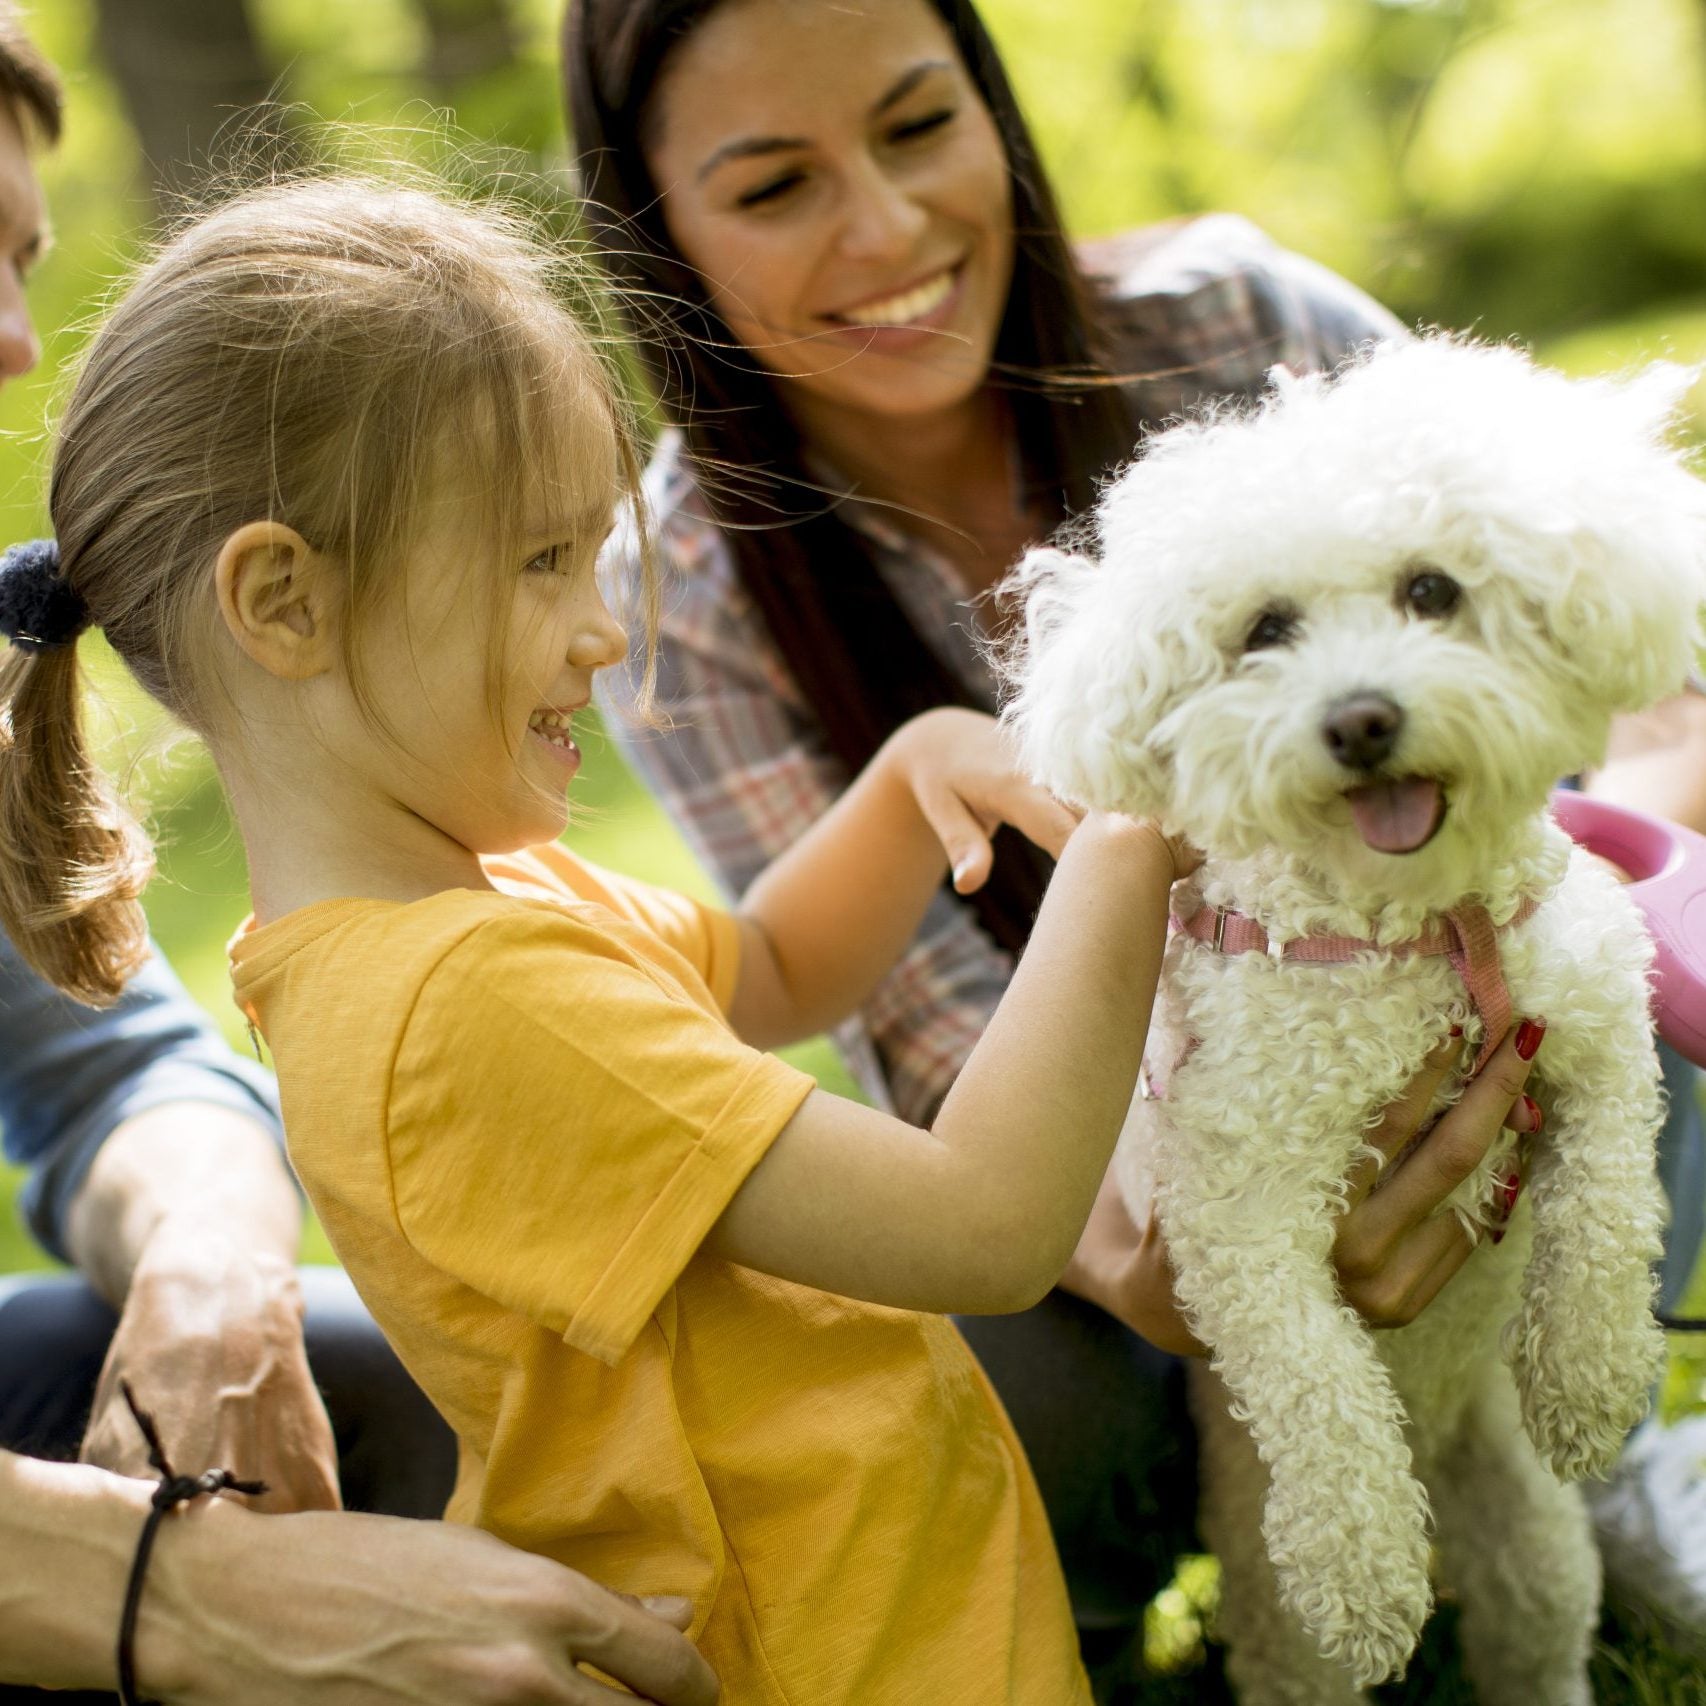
{"left": 0, "top": 537, "right": 89, "bottom": 653}
{"left": 115, "top": 1379, "right": 268, "bottom": 1706}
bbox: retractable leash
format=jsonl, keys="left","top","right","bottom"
{"left": 1551, "top": 791, "right": 1706, "bottom": 1333}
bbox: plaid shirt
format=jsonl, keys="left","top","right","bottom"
{"left": 600, "top": 214, "right": 1406, "bottom": 1123}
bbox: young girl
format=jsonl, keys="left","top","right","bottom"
{"left": 0, "top": 175, "right": 1194, "bottom": 1704}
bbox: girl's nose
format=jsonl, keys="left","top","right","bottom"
{"left": 570, "top": 588, "right": 628, "bottom": 670}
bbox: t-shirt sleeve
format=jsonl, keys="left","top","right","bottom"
{"left": 385, "top": 909, "right": 816, "bottom": 1364}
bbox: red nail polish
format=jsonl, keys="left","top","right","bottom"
{"left": 1521, "top": 1094, "right": 1543, "bottom": 1134}
{"left": 1448, "top": 1024, "right": 1464, "bottom": 1039}
{"left": 1490, "top": 1169, "right": 1523, "bottom": 1244}
{"left": 1514, "top": 1018, "right": 1547, "bottom": 1061}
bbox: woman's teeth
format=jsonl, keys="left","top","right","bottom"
{"left": 839, "top": 268, "right": 954, "bottom": 327}
{"left": 529, "top": 709, "right": 577, "bottom": 749}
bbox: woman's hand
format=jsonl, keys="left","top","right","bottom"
{"left": 1331, "top": 1019, "right": 1543, "bottom": 1326}
{"left": 1062, "top": 1020, "right": 1544, "bottom": 1349}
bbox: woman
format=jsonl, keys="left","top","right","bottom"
{"left": 562, "top": 0, "right": 1705, "bottom": 1683}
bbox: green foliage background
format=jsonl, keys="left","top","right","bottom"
{"left": 0, "top": 3, "right": 1703, "bottom": 1691}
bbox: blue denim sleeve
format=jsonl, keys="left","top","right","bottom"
{"left": 0, "top": 930, "right": 284, "bottom": 1263}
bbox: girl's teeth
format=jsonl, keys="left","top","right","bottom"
{"left": 842, "top": 269, "right": 954, "bottom": 327}
{"left": 529, "top": 711, "right": 576, "bottom": 748}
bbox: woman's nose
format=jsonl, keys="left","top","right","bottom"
{"left": 837, "top": 161, "right": 928, "bottom": 263}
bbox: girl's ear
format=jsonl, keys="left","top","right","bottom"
{"left": 214, "top": 522, "right": 339, "bottom": 681}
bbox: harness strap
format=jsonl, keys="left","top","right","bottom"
{"left": 1168, "top": 893, "right": 1542, "bottom": 1076}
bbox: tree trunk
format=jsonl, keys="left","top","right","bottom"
{"left": 89, "top": 0, "right": 300, "bottom": 205}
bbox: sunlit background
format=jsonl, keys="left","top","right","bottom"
{"left": 2, "top": 3, "right": 1704, "bottom": 1695}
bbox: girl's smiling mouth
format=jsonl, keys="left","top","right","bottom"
{"left": 528, "top": 705, "right": 583, "bottom": 770}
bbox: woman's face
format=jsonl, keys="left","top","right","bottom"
{"left": 644, "top": 0, "right": 1015, "bottom": 430}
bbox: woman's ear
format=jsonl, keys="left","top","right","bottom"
{"left": 214, "top": 522, "right": 338, "bottom": 681}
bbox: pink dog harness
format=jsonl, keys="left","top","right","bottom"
{"left": 1169, "top": 895, "right": 1542, "bottom": 1075}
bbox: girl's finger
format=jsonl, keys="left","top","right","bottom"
{"left": 1340, "top": 1029, "right": 1467, "bottom": 1212}
{"left": 1350, "top": 1019, "right": 1543, "bottom": 1247}
{"left": 1001, "top": 789, "right": 1082, "bottom": 862}
{"left": 913, "top": 784, "right": 996, "bottom": 892}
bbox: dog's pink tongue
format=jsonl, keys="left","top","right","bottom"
{"left": 1345, "top": 778, "right": 1444, "bottom": 854}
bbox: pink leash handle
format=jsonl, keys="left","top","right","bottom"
{"left": 1551, "top": 789, "right": 1706, "bottom": 1067}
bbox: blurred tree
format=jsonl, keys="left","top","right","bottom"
{"left": 89, "top": 0, "right": 305, "bottom": 203}
{"left": 412, "top": 0, "right": 525, "bottom": 94}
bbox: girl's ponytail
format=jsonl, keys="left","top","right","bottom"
{"left": 0, "top": 541, "right": 152, "bottom": 1005}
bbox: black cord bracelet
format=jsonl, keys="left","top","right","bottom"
{"left": 115, "top": 1379, "right": 268, "bottom": 1706}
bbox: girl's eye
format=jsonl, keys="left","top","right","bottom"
{"left": 1243, "top": 607, "right": 1299, "bottom": 652}
{"left": 889, "top": 108, "right": 955, "bottom": 145}
{"left": 736, "top": 170, "right": 806, "bottom": 209}
{"left": 1402, "top": 567, "right": 1462, "bottom": 618}
{"left": 525, "top": 546, "right": 566, "bottom": 575}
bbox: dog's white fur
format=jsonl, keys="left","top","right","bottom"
{"left": 1003, "top": 337, "right": 1706, "bottom": 1703}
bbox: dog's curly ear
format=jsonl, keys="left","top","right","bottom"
{"left": 1000, "top": 544, "right": 1182, "bottom": 819}
{"left": 1538, "top": 362, "right": 1706, "bottom": 710}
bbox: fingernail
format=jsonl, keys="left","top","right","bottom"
{"left": 1514, "top": 1017, "right": 1547, "bottom": 1061}
{"left": 1490, "top": 1168, "right": 1523, "bottom": 1244}
{"left": 1448, "top": 1024, "right": 1463, "bottom": 1039}
{"left": 951, "top": 858, "right": 972, "bottom": 886}
{"left": 1520, "top": 1094, "right": 1543, "bottom": 1134}
{"left": 640, "top": 1595, "right": 693, "bottom": 1620}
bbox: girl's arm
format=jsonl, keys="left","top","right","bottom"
{"left": 712, "top": 710, "right": 1182, "bottom": 1315}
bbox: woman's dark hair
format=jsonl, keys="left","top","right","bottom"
{"left": 563, "top": 0, "right": 1140, "bottom": 952}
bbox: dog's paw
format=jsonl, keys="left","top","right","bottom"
{"left": 1268, "top": 1483, "right": 1432, "bottom": 1685}
{"left": 1514, "top": 1318, "right": 1665, "bottom": 1481}
{"left": 1282, "top": 1561, "right": 1431, "bottom": 1688}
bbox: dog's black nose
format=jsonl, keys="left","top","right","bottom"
{"left": 1322, "top": 693, "right": 1404, "bottom": 770}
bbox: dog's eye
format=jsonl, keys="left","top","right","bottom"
{"left": 1402, "top": 568, "right": 1462, "bottom": 618}
{"left": 1244, "top": 608, "right": 1299, "bottom": 652}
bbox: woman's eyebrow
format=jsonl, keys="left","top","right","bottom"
{"left": 695, "top": 58, "right": 955, "bottom": 183}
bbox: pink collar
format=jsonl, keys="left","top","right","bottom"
{"left": 1169, "top": 895, "right": 1543, "bottom": 1073}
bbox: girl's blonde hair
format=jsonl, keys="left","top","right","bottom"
{"left": 0, "top": 175, "right": 651, "bottom": 1005}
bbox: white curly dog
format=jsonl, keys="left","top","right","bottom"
{"left": 1004, "top": 337, "right": 1706, "bottom": 1705}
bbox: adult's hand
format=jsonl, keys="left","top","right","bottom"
{"left": 1, "top": 1453, "right": 717, "bottom": 1706}
{"left": 144, "top": 1497, "right": 719, "bottom": 1706}
{"left": 1062, "top": 1021, "right": 1544, "bottom": 1349}
{"left": 79, "top": 1231, "right": 340, "bottom": 1514}
{"left": 68, "top": 1101, "right": 340, "bottom": 1512}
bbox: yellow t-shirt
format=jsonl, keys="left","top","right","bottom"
{"left": 230, "top": 842, "right": 1089, "bottom": 1706}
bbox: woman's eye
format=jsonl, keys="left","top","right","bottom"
{"left": 736, "top": 171, "right": 806, "bottom": 209}
{"left": 1402, "top": 568, "right": 1462, "bottom": 617}
{"left": 1243, "top": 608, "right": 1299, "bottom": 652}
{"left": 889, "top": 108, "right": 954, "bottom": 145}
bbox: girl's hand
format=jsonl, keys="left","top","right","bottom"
{"left": 1063, "top": 1019, "right": 1544, "bottom": 1349}
{"left": 885, "top": 708, "right": 1080, "bottom": 893}
{"left": 887, "top": 708, "right": 1199, "bottom": 892}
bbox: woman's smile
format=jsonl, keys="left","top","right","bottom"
{"left": 820, "top": 258, "right": 968, "bottom": 346}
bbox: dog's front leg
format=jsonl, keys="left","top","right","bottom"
{"left": 1155, "top": 1151, "right": 1433, "bottom": 1687}
{"left": 1506, "top": 1002, "right": 1668, "bottom": 1482}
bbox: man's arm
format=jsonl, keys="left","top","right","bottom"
{"left": 1, "top": 1452, "right": 718, "bottom": 1705}
{"left": 1, "top": 931, "right": 338, "bottom": 1509}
